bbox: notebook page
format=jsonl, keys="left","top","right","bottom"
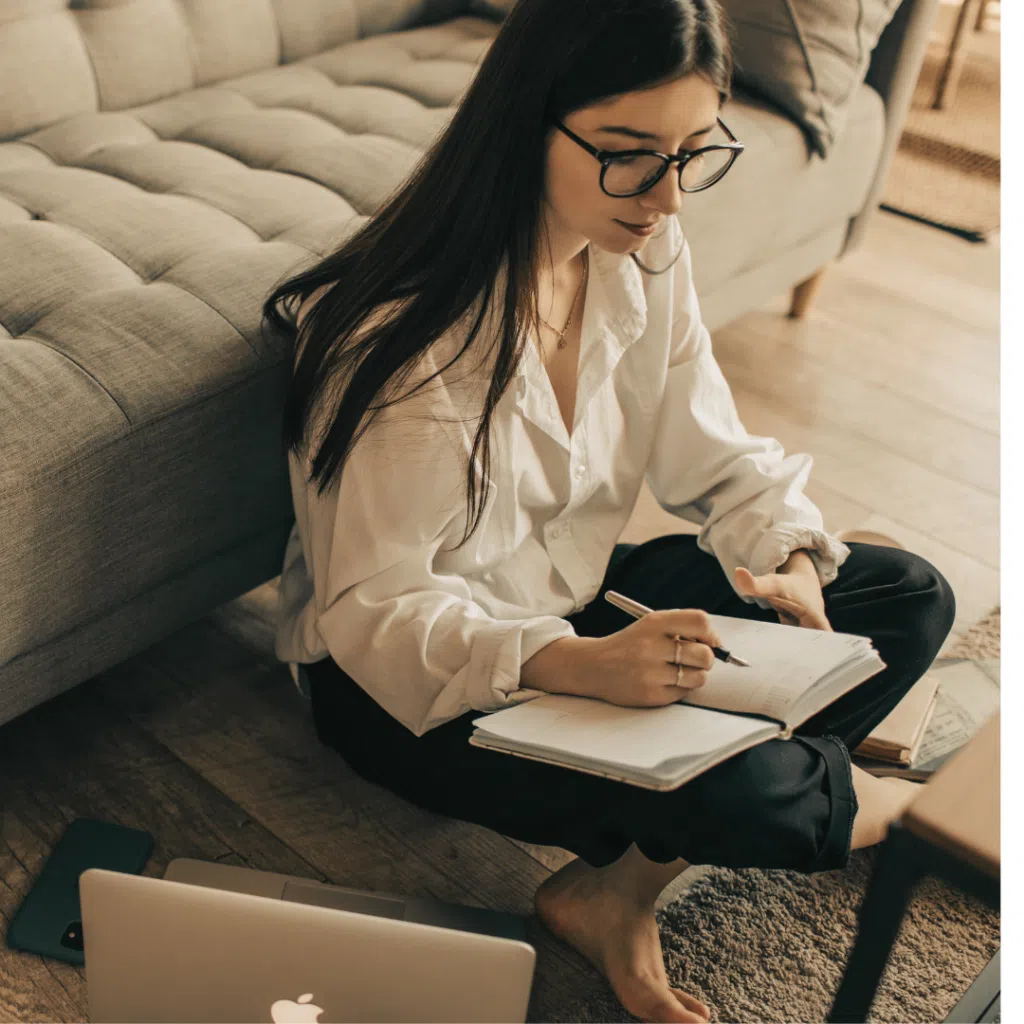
{"left": 786, "top": 648, "right": 887, "bottom": 726}
{"left": 471, "top": 694, "right": 775, "bottom": 771}
{"left": 679, "top": 615, "right": 872, "bottom": 721}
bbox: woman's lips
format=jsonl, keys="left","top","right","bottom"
{"left": 615, "top": 219, "right": 658, "bottom": 237}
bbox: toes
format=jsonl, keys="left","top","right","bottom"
{"left": 635, "top": 989, "right": 706, "bottom": 1024}
{"left": 671, "top": 988, "right": 711, "bottom": 1021}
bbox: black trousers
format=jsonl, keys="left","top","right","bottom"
{"left": 306, "top": 534, "right": 957, "bottom": 874}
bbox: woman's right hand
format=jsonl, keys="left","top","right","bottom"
{"left": 567, "top": 608, "right": 725, "bottom": 708}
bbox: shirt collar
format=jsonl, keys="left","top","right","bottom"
{"left": 513, "top": 242, "right": 649, "bottom": 380}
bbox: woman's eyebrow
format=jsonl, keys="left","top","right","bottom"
{"left": 596, "top": 124, "right": 716, "bottom": 142}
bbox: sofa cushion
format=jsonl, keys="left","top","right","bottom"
{"left": 0, "top": 0, "right": 468, "bottom": 141}
{"left": 682, "top": 83, "right": 883, "bottom": 296}
{"left": 0, "top": 14, "right": 491, "bottom": 668}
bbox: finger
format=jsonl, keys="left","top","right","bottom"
{"left": 665, "top": 636, "right": 715, "bottom": 671}
{"left": 766, "top": 595, "right": 805, "bottom": 615}
{"left": 733, "top": 566, "right": 757, "bottom": 591}
{"left": 661, "top": 609, "right": 724, "bottom": 649}
{"left": 807, "top": 610, "right": 834, "bottom": 631}
{"left": 663, "top": 662, "right": 708, "bottom": 691}
{"left": 734, "top": 566, "right": 791, "bottom": 601}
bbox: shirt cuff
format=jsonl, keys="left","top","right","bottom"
{"left": 488, "top": 616, "right": 581, "bottom": 707}
{"left": 746, "top": 525, "right": 852, "bottom": 598}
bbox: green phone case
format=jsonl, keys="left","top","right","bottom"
{"left": 6, "top": 817, "right": 153, "bottom": 965}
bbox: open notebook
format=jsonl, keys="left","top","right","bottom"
{"left": 470, "top": 613, "right": 886, "bottom": 791}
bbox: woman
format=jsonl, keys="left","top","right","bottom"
{"left": 262, "top": 1, "right": 956, "bottom": 1020}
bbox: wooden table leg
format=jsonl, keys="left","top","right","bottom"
{"left": 828, "top": 826, "right": 926, "bottom": 1023}
{"left": 788, "top": 266, "right": 827, "bottom": 319}
{"left": 932, "top": 0, "right": 983, "bottom": 110}
{"left": 974, "top": 0, "right": 989, "bottom": 32}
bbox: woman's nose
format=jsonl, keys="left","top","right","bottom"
{"left": 640, "top": 165, "right": 685, "bottom": 216}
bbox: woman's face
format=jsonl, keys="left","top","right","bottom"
{"left": 543, "top": 73, "right": 723, "bottom": 254}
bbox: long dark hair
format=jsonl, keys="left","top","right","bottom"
{"left": 261, "top": 0, "right": 733, "bottom": 549}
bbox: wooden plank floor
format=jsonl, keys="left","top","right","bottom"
{"left": 0, "top": 210, "right": 999, "bottom": 1023}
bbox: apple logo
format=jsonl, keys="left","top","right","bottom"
{"left": 270, "top": 993, "right": 323, "bottom": 1023}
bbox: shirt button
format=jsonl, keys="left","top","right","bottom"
{"left": 574, "top": 464, "right": 586, "bottom": 478}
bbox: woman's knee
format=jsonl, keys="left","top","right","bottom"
{"left": 850, "top": 545, "right": 957, "bottom": 648}
{"left": 893, "top": 550, "right": 958, "bottom": 659}
{"left": 685, "top": 739, "right": 841, "bottom": 872}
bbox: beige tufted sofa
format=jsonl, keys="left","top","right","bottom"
{"left": 0, "top": 0, "right": 938, "bottom": 728}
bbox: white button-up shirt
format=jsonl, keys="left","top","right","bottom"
{"left": 275, "top": 215, "right": 851, "bottom": 736}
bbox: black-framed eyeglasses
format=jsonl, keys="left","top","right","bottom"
{"left": 550, "top": 115, "right": 744, "bottom": 197}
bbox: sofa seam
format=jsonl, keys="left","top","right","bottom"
{"left": 15, "top": 336, "right": 130, "bottom": 424}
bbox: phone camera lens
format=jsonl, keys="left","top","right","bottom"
{"left": 60, "top": 921, "right": 84, "bottom": 951}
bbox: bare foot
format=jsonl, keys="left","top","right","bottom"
{"left": 878, "top": 775, "right": 925, "bottom": 803}
{"left": 535, "top": 857, "right": 711, "bottom": 1023}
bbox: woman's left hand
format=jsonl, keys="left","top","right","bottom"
{"left": 733, "top": 565, "right": 833, "bottom": 631}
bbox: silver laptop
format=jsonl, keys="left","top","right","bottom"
{"left": 80, "top": 858, "right": 536, "bottom": 1023}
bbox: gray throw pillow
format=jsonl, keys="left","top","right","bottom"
{"left": 467, "top": 0, "right": 903, "bottom": 160}
{"left": 715, "top": 0, "right": 904, "bottom": 158}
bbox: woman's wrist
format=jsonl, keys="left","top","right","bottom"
{"left": 520, "top": 635, "right": 599, "bottom": 697}
{"left": 777, "top": 547, "right": 818, "bottom": 580}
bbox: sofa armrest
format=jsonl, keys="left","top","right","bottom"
{"left": 843, "top": 0, "right": 942, "bottom": 253}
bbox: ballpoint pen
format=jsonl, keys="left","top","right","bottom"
{"left": 604, "top": 590, "right": 750, "bottom": 667}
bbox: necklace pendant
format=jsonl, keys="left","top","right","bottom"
{"left": 557, "top": 337, "right": 568, "bottom": 350}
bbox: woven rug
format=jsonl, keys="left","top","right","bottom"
{"left": 881, "top": 7, "right": 1000, "bottom": 242}
{"left": 558, "top": 608, "right": 1001, "bottom": 1023}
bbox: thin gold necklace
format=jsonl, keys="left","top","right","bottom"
{"left": 538, "top": 250, "right": 589, "bottom": 351}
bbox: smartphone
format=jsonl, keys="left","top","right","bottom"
{"left": 6, "top": 817, "right": 153, "bottom": 965}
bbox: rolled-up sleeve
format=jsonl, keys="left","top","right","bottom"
{"left": 302, "top": 366, "right": 577, "bottom": 737}
{"left": 644, "top": 229, "right": 851, "bottom": 610}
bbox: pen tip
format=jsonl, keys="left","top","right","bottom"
{"left": 730, "top": 655, "right": 751, "bottom": 667}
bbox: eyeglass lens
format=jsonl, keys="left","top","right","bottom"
{"left": 602, "top": 121, "right": 734, "bottom": 196}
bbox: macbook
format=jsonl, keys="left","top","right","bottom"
{"left": 80, "top": 858, "right": 535, "bottom": 1023}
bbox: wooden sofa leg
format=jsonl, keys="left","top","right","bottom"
{"left": 788, "top": 266, "right": 827, "bottom": 319}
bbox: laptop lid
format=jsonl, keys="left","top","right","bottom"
{"left": 162, "top": 857, "right": 529, "bottom": 942}
{"left": 80, "top": 868, "right": 535, "bottom": 1024}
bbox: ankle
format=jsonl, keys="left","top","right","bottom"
{"left": 605, "top": 845, "right": 690, "bottom": 908}
{"left": 849, "top": 768, "right": 919, "bottom": 850}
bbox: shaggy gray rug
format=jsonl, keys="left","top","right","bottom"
{"left": 558, "top": 609, "right": 1001, "bottom": 1023}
